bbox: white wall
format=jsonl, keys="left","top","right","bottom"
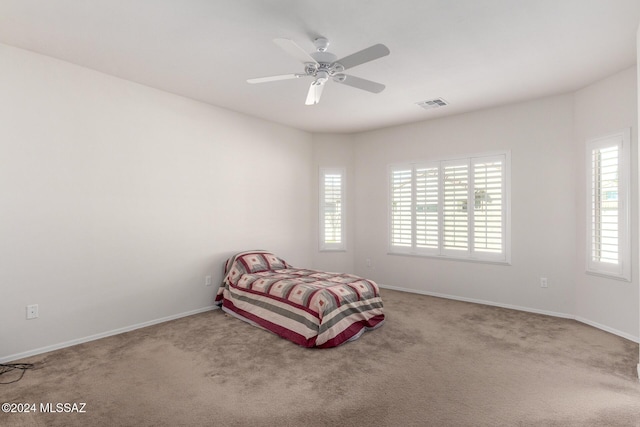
{"left": 0, "top": 44, "right": 313, "bottom": 361}
{"left": 311, "top": 133, "right": 356, "bottom": 273}
{"left": 573, "top": 67, "right": 639, "bottom": 340}
{"left": 352, "top": 95, "right": 579, "bottom": 318}
{"left": 347, "top": 68, "right": 639, "bottom": 341}
{"left": 2, "top": 43, "right": 638, "bottom": 363}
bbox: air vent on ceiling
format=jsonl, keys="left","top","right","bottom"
{"left": 416, "top": 98, "right": 448, "bottom": 110}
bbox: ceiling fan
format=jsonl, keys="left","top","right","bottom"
{"left": 247, "top": 37, "right": 390, "bottom": 105}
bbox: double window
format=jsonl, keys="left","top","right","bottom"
{"left": 389, "top": 152, "right": 510, "bottom": 263}
{"left": 586, "top": 129, "right": 630, "bottom": 281}
{"left": 319, "top": 168, "right": 346, "bottom": 251}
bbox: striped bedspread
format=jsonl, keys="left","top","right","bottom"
{"left": 215, "top": 251, "right": 385, "bottom": 348}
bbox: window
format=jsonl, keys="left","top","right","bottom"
{"left": 389, "top": 152, "right": 509, "bottom": 263}
{"left": 320, "top": 168, "right": 345, "bottom": 251}
{"left": 586, "top": 129, "right": 630, "bottom": 281}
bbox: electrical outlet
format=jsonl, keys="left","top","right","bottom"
{"left": 366, "top": 258, "right": 372, "bottom": 268}
{"left": 540, "top": 277, "right": 548, "bottom": 288}
{"left": 26, "top": 304, "right": 38, "bottom": 320}
{"left": 205, "top": 275, "right": 212, "bottom": 286}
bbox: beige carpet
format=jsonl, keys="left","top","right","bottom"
{"left": 1, "top": 289, "right": 639, "bottom": 427}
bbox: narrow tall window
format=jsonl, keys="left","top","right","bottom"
{"left": 320, "top": 168, "right": 346, "bottom": 251}
{"left": 389, "top": 152, "right": 509, "bottom": 263}
{"left": 586, "top": 129, "right": 630, "bottom": 281}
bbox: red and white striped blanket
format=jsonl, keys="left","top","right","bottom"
{"left": 215, "top": 251, "right": 385, "bottom": 348}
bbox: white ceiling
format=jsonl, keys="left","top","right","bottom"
{"left": 1, "top": 0, "right": 639, "bottom": 134}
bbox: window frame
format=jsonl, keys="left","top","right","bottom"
{"left": 388, "top": 151, "right": 511, "bottom": 264}
{"left": 319, "top": 167, "right": 346, "bottom": 252}
{"left": 585, "top": 129, "right": 631, "bottom": 281}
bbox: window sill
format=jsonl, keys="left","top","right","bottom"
{"left": 387, "top": 251, "right": 511, "bottom": 266}
{"left": 585, "top": 270, "right": 631, "bottom": 282}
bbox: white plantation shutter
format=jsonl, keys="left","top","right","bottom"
{"left": 472, "top": 156, "right": 505, "bottom": 257}
{"left": 586, "top": 130, "right": 630, "bottom": 281}
{"left": 390, "top": 167, "right": 413, "bottom": 250}
{"left": 320, "top": 168, "right": 345, "bottom": 251}
{"left": 591, "top": 146, "right": 619, "bottom": 264}
{"left": 389, "top": 152, "right": 509, "bottom": 263}
{"left": 415, "top": 165, "right": 439, "bottom": 251}
{"left": 442, "top": 160, "right": 470, "bottom": 255}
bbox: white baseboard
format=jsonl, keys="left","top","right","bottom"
{"left": 574, "top": 316, "right": 639, "bottom": 343}
{"left": 378, "top": 284, "right": 639, "bottom": 343}
{"left": 0, "top": 305, "right": 218, "bottom": 364}
{"left": 4, "top": 286, "right": 638, "bottom": 363}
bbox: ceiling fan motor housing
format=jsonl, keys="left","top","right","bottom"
{"left": 307, "top": 50, "right": 345, "bottom": 80}
{"left": 310, "top": 51, "right": 337, "bottom": 66}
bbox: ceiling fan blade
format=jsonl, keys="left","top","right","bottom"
{"left": 247, "top": 74, "right": 304, "bottom": 84}
{"left": 334, "top": 74, "right": 385, "bottom": 93}
{"left": 274, "top": 38, "right": 319, "bottom": 65}
{"left": 335, "top": 44, "right": 390, "bottom": 71}
{"left": 305, "top": 82, "right": 324, "bottom": 105}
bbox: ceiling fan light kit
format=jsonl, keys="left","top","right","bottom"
{"left": 248, "top": 37, "right": 390, "bottom": 105}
